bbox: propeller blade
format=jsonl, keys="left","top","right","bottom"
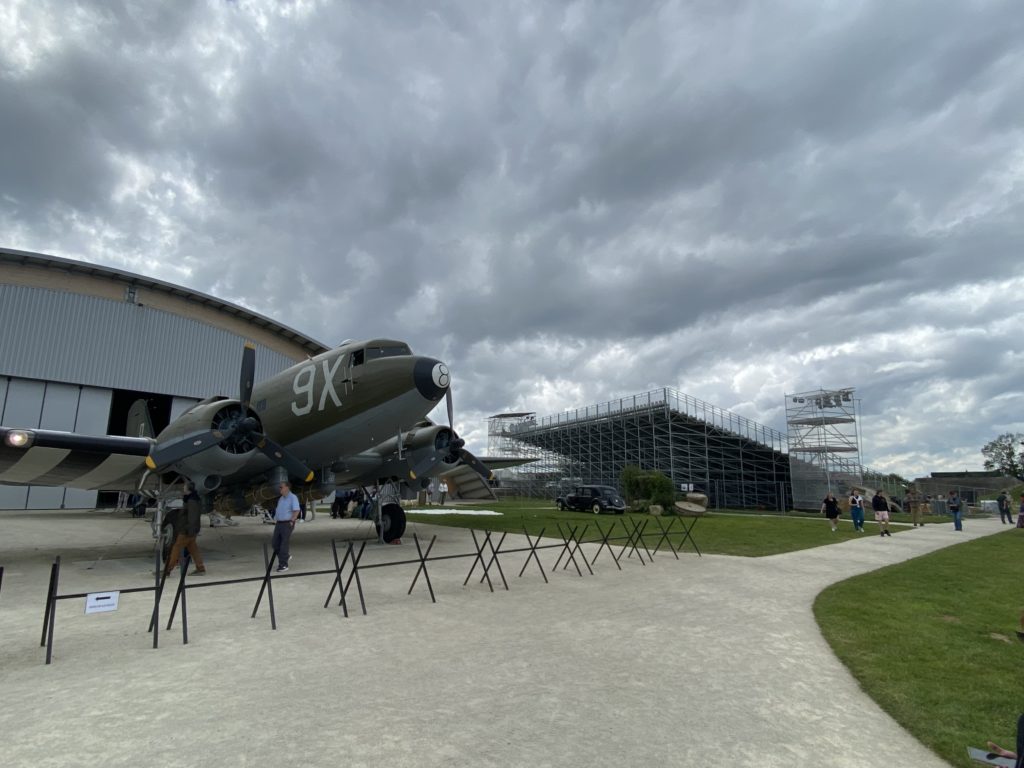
{"left": 146, "top": 431, "right": 225, "bottom": 471}
{"left": 254, "top": 435, "right": 315, "bottom": 484}
{"left": 240, "top": 342, "right": 256, "bottom": 410}
{"left": 445, "top": 388, "right": 453, "bottom": 429}
{"left": 458, "top": 448, "right": 493, "bottom": 481}
{"left": 409, "top": 453, "right": 442, "bottom": 480}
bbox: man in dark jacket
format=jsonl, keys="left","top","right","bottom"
{"left": 997, "top": 490, "right": 1013, "bottom": 525}
{"left": 164, "top": 483, "right": 207, "bottom": 575}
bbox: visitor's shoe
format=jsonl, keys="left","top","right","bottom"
{"left": 389, "top": 539, "right": 402, "bottom": 545}
{"left": 276, "top": 565, "right": 288, "bottom": 572}
{"left": 190, "top": 568, "right": 206, "bottom": 575}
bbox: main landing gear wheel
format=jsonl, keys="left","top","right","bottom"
{"left": 161, "top": 522, "right": 175, "bottom": 565}
{"left": 376, "top": 503, "right": 406, "bottom": 543}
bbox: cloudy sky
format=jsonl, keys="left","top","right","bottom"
{"left": 2, "top": 0, "right": 1022, "bottom": 478}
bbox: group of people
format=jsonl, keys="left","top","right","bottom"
{"left": 331, "top": 488, "right": 373, "bottom": 520}
{"left": 821, "top": 486, "right": 1024, "bottom": 534}
{"left": 821, "top": 489, "right": 893, "bottom": 536}
{"left": 163, "top": 479, "right": 304, "bottom": 577}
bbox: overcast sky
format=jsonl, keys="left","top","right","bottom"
{"left": 2, "top": 0, "right": 1022, "bottom": 478}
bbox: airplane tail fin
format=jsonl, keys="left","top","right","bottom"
{"left": 127, "top": 399, "right": 155, "bottom": 438}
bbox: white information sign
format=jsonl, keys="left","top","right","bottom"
{"left": 680, "top": 483, "right": 694, "bottom": 492}
{"left": 85, "top": 591, "right": 120, "bottom": 615}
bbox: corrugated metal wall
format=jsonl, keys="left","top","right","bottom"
{"left": 0, "top": 284, "right": 299, "bottom": 397}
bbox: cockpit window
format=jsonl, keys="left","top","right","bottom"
{"left": 365, "top": 344, "right": 411, "bottom": 360}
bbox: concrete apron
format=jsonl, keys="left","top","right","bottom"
{"left": 0, "top": 510, "right": 1006, "bottom": 767}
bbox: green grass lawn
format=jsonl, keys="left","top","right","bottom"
{"left": 404, "top": 499, "right": 943, "bottom": 557}
{"left": 814, "top": 530, "right": 1024, "bottom": 767}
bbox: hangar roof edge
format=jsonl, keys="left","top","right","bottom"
{"left": 1, "top": 247, "right": 330, "bottom": 356}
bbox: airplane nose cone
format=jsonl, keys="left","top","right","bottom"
{"left": 414, "top": 358, "right": 449, "bottom": 402}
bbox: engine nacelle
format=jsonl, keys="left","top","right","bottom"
{"left": 153, "top": 398, "right": 261, "bottom": 477}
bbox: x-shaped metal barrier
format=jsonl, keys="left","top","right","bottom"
{"left": 35, "top": 516, "right": 702, "bottom": 663}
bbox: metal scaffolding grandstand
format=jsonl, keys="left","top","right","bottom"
{"left": 785, "top": 387, "right": 863, "bottom": 509}
{"left": 490, "top": 388, "right": 791, "bottom": 510}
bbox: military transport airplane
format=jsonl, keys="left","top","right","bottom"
{"left": 0, "top": 339, "right": 491, "bottom": 542}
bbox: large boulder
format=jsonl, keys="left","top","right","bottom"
{"left": 685, "top": 492, "right": 709, "bottom": 508}
{"left": 674, "top": 500, "right": 706, "bottom": 516}
{"left": 649, "top": 504, "right": 664, "bottom": 516}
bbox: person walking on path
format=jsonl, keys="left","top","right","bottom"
{"left": 848, "top": 489, "right": 866, "bottom": 532}
{"left": 1017, "top": 493, "right": 1024, "bottom": 529}
{"left": 871, "top": 490, "right": 892, "bottom": 537}
{"left": 439, "top": 480, "right": 448, "bottom": 506}
{"left": 164, "top": 483, "right": 206, "bottom": 575}
{"left": 272, "top": 480, "right": 301, "bottom": 572}
{"left": 997, "top": 490, "right": 1014, "bottom": 525}
{"left": 947, "top": 489, "right": 964, "bottom": 531}
{"left": 821, "top": 492, "right": 841, "bottom": 532}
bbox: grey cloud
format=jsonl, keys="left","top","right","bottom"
{"left": 2, "top": 0, "right": 1023, "bottom": 477}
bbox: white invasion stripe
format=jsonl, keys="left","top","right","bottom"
{"left": 0, "top": 447, "right": 71, "bottom": 483}
{"left": 74, "top": 454, "right": 148, "bottom": 490}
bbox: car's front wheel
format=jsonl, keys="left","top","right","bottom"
{"left": 592, "top": 502, "right": 602, "bottom": 514}
{"left": 556, "top": 499, "right": 565, "bottom": 511}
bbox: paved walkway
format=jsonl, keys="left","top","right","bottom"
{"left": 0, "top": 511, "right": 1008, "bottom": 767}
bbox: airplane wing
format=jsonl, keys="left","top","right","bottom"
{"left": 0, "top": 427, "right": 154, "bottom": 491}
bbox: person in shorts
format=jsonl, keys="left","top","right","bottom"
{"left": 821, "top": 492, "right": 841, "bottom": 532}
{"left": 871, "top": 489, "right": 891, "bottom": 537}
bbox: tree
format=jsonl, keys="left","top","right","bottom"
{"left": 618, "top": 465, "right": 676, "bottom": 509}
{"left": 981, "top": 433, "right": 1024, "bottom": 479}
{"left": 620, "top": 465, "right": 644, "bottom": 502}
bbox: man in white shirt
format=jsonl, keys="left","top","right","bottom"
{"left": 272, "top": 481, "right": 301, "bottom": 572}
{"left": 439, "top": 480, "right": 448, "bottom": 505}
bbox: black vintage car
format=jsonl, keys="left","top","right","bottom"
{"left": 555, "top": 485, "right": 626, "bottom": 514}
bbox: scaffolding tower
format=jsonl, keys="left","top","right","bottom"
{"left": 498, "top": 388, "right": 791, "bottom": 510}
{"left": 785, "top": 387, "right": 862, "bottom": 509}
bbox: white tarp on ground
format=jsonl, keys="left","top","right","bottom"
{"left": 407, "top": 509, "right": 501, "bottom": 516}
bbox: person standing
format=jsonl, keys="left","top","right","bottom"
{"left": 821, "top": 492, "right": 841, "bottom": 532}
{"left": 872, "top": 489, "right": 892, "bottom": 537}
{"left": 164, "top": 483, "right": 206, "bottom": 575}
{"left": 997, "top": 490, "right": 1013, "bottom": 525}
{"left": 272, "top": 480, "right": 301, "bottom": 572}
{"left": 848, "top": 489, "right": 866, "bottom": 532}
{"left": 1017, "top": 493, "right": 1024, "bottom": 529}
{"left": 378, "top": 477, "right": 402, "bottom": 545}
{"left": 912, "top": 495, "right": 925, "bottom": 527}
{"left": 439, "top": 479, "right": 448, "bottom": 506}
{"left": 905, "top": 488, "right": 923, "bottom": 527}
{"left": 947, "top": 489, "right": 963, "bottom": 531}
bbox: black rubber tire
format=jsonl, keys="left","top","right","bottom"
{"left": 161, "top": 523, "right": 175, "bottom": 564}
{"left": 376, "top": 503, "right": 407, "bottom": 542}
{"left": 592, "top": 502, "right": 602, "bottom": 515}
{"left": 556, "top": 499, "right": 565, "bottom": 511}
